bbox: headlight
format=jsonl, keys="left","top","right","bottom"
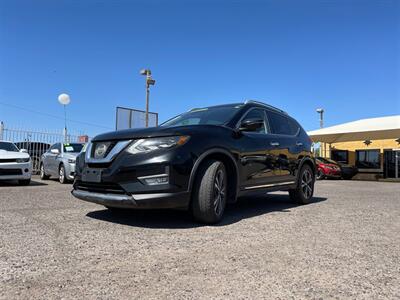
{"left": 16, "top": 158, "right": 30, "bottom": 163}
{"left": 127, "top": 136, "right": 190, "bottom": 154}
{"left": 68, "top": 158, "right": 76, "bottom": 163}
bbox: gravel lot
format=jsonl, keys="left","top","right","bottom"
{"left": 1, "top": 177, "right": 399, "bottom": 299}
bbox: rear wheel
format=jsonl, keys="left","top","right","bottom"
{"left": 289, "top": 164, "right": 314, "bottom": 204}
{"left": 40, "top": 163, "right": 50, "bottom": 180}
{"left": 191, "top": 160, "right": 227, "bottom": 224}
{"left": 316, "top": 169, "right": 325, "bottom": 180}
{"left": 59, "top": 164, "right": 68, "bottom": 184}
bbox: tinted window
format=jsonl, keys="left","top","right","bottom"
{"left": 0, "top": 142, "right": 19, "bottom": 152}
{"left": 241, "top": 108, "right": 267, "bottom": 134}
{"left": 356, "top": 150, "right": 380, "bottom": 169}
{"left": 267, "top": 111, "right": 297, "bottom": 135}
{"left": 161, "top": 105, "right": 243, "bottom": 127}
{"left": 331, "top": 150, "right": 349, "bottom": 164}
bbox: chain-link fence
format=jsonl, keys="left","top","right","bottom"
{"left": 0, "top": 121, "right": 89, "bottom": 174}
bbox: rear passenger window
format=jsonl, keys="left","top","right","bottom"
{"left": 267, "top": 111, "right": 298, "bottom": 135}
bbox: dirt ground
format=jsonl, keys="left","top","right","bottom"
{"left": 1, "top": 177, "right": 399, "bottom": 299}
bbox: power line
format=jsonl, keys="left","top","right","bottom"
{"left": 0, "top": 101, "right": 113, "bottom": 130}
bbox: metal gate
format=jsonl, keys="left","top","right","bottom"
{"left": 0, "top": 121, "right": 89, "bottom": 174}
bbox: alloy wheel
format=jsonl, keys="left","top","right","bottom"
{"left": 59, "top": 167, "right": 65, "bottom": 183}
{"left": 213, "top": 169, "right": 226, "bottom": 215}
{"left": 301, "top": 169, "right": 313, "bottom": 199}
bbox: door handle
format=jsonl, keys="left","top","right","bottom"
{"left": 296, "top": 142, "right": 303, "bottom": 146}
{"left": 270, "top": 142, "right": 280, "bottom": 147}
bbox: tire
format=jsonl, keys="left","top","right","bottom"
{"left": 316, "top": 169, "right": 325, "bottom": 180}
{"left": 59, "top": 164, "right": 68, "bottom": 184}
{"left": 40, "top": 163, "right": 50, "bottom": 180}
{"left": 289, "top": 164, "right": 315, "bottom": 204}
{"left": 191, "top": 160, "right": 227, "bottom": 224}
{"left": 18, "top": 179, "right": 31, "bottom": 186}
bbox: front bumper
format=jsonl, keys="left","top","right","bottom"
{"left": 65, "top": 163, "right": 76, "bottom": 180}
{"left": 0, "top": 162, "right": 32, "bottom": 180}
{"left": 71, "top": 189, "right": 190, "bottom": 209}
{"left": 322, "top": 168, "right": 341, "bottom": 178}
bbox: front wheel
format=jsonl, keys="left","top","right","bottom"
{"left": 40, "top": 163, "right": 50, "bottom": 180}
{"left": 191, "top": 160, "right": 227, "bottom": 224}
{"left": 289, "top": 164, "right": 315, "bottom": 204}
{"left": 59, "top": 165, "right": 68, "bottom": 184}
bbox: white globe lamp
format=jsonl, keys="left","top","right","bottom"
{"left": 58, "top": 93, "right": 71, "bottom": 105}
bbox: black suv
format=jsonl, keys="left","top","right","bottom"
{"left": 72, "top": 100, "right": 315, "bottom": 224}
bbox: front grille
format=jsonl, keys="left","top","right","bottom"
{"left": 0, "top": 159, "right": 17, "bottom": 163}
{"left": 75, "top": 181, "right": 126, "bottom": 194}
{"left": 91, "top": 141, "right": 117, "bottom": 159}
{"left": 0, "top": 168, "right": 23, "bottom": 176}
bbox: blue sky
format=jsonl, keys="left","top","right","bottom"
{"left": 0, "top": 0, "right": 399, "bottom": 137}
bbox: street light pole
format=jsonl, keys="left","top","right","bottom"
{"left": 140, "top": 69, "right": 155, "bottom": 128}
{"left": 316, "top": 108, "right": 324, "bottom": 128}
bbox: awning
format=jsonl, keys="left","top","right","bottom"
{"left": 307, "top": 115, "right": 400, "bottom": 143}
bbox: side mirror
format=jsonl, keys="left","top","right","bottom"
{"left": 50, "top": 149, "right": 60, "bottom": 155}
{"left": 239, "top": 119, "right": 264, "bottom": 132}
{"left": 19, "top": 149, "right": 28, "bottom": 153}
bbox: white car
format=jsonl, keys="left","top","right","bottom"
{"left": 0, "top": 141, "right": 32, "bottom": 185}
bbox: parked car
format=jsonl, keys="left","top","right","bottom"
{"left": 315, "top": 157, "right": 342, "bottom": 180}
{"left": 72, "top": 100, "right": 315, "bottom": 224}
{"left": 40, "top": 142, "right": 84, "bottom": 183}
{"left": 338, "top": 163, "right": 358, "bottom": 180}
{"left": 15, "top": 142, "right": 50, "bottom": 174}
{"left": 316, "top": 157, "right": 358, "bottom": 180}
{"left": 0, "top": 141, "right": 32, "bottom": 185}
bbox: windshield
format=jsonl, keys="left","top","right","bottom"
{"left": 161, "top": 105, "right": 243, "bottom": 127}
{"left": 0, "top": 142, "right": 19, "bottom": 152}
{"left": 317, "top": 157, "right": 337, "bottom": 164}
{"left": 63, "top": 143, "right": 84, "bottom": 153}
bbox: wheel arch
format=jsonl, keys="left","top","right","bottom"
{"left": 189, "top": 148, "right": 239, "bottom": 203}
{"left": 297, "top": 156, "right": 316, "bottom": 181}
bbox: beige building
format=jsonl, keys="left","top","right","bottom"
{"left": 308, "top": 115, "right": 400, "bottom": 180}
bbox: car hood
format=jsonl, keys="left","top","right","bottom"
{"left": 63, "top": 152, "right": 80, "bottom": 159}
{"left": 0, "top": 150, "right": 30, "bottom": 159}
{"left": 319, "top": 163, "right": 339, "bottom": 168}
{"left": 92, "top": 125, "right": 230, "bottom": 142}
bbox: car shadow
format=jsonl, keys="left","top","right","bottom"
{"left": 0, "top": 179, "right": 48, "bottom": 187}
{"left": 86, "top": 194, "right": 327, "bottom": 229}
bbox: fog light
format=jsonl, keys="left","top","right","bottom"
{"left": 138, "top": 174, "right": 169, "bottom": 186}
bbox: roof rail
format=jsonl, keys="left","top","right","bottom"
{"left": 244, "top": 100, "right": 287, "bottom": 114}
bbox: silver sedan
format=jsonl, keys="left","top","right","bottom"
{"left": 40, "top": 143, "right": 84, "bottom": 183}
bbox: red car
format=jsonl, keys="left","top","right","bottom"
{"left": 316, "top": 157, "right": 342, "bottom": 180}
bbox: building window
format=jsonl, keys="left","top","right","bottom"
{"left": 331, "top": 150, "right": 349, "bottom": 164}
{"left": 356, "top": 149, "right": 380, "bottom": 169}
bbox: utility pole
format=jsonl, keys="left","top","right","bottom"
{"left": 316, "top": 108, "right": 324, "bottom": 128}
{"left": 140, "top": 69, "right": 156, "bottom": 127}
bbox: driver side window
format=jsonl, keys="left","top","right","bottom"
{"left": 241, "top": 109, "right": 267, "bottom": 134}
